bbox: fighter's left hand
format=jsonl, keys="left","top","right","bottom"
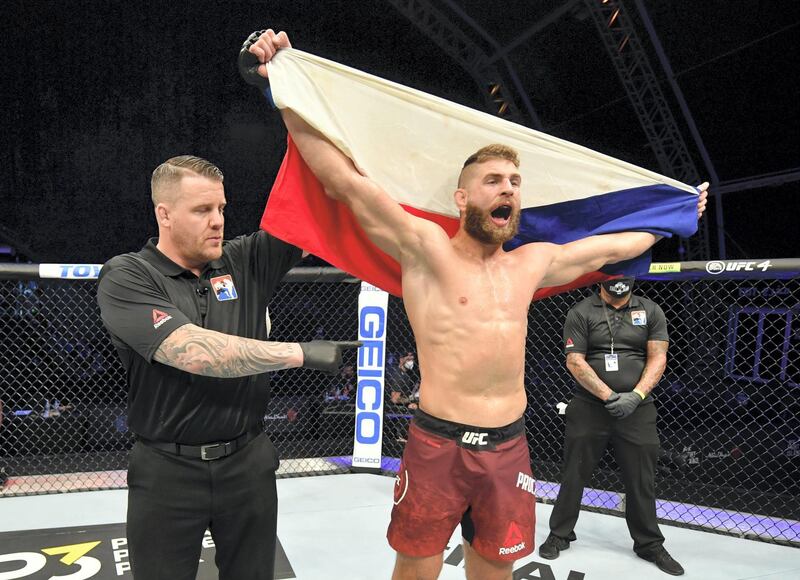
{"left": 238, "top": 29, "right": 292, "bottom": 91}
{"left": 249, "top": 29, "right": 292, "bottom": 79}
{"left": 696, "top": 182, "right": 709, "bottom": 220}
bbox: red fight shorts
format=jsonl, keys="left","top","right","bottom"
{"left": 387, "top": 409, "right": 536, "bottom": 562}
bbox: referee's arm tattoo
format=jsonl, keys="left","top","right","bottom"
{"left": 154, "top": 323, "right": 304, "bottom": 378}
{"left": 633, "top": 340, "right": 668, "bottom": 397}
{"left": 566, "top": 352, "right": 616, "bottom": 401}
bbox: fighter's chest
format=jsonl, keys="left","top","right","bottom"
{"left": 441, "top": 262, "right": 531, "bottom": 312}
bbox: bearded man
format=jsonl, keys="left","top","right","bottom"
{"left": 244, "top": 28, "right": 707, "bottom": 580}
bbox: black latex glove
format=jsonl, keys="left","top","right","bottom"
{"left": 299, "top": 341, "right": 362, "bottom": 374}
{"left": 605, "top": 391, "right": 642, "bottom": 419}
{"left": 238, "top": 30, "right": 269, "bottom": 91}
{"left": 603, "top": 392, "right": 620, "bottom": 416}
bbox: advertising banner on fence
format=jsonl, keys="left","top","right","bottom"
{"left": 642, "top": 259, "right": 800, "bottom": 280}
{"left": 352, "top": 282, "right": 388, "bottom": 471}
{"left": 38, "top": 264, "right": 103, "bottom": 279}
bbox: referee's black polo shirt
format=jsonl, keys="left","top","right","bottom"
{"left": 97, "top": 231, "right": 301, "bottom": 444}
{"left": 562, "top": 292, "right": 668, "bottom": 405}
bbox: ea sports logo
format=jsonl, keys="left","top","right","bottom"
{"left": 706, "top": 260, "right": 725, "bottom": 275}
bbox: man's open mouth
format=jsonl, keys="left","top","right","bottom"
{"left": 490, "top": 204, "right": 512, "bottom": 225}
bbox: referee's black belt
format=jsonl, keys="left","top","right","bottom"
{"left": 137, "top": 427, "right": 263, "bottom": 461}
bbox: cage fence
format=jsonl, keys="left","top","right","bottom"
{"left": 0, "top": 265, "right": 797, "bottom": 545}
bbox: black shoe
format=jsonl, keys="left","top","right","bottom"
{"left": 538, "top": 533, "right": 571, "bottom": 560}
{"left": 638, "top": 547, "right": 684, "bottom": 576}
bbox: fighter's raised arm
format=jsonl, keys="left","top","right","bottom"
{"left": 241, "top": 30, "right": 444, "bottom": 263}
{"left": 532, "top": 231, "right": 661, "bottom": 288}
{"left": 282, "top": 109, "right": 446, "bottom": 262}
{"left": 529, "top": 184, "right": 708, "bottom": 288}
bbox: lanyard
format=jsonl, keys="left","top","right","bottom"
{"left": 603, "top": 303, "right": 622, "bottom": 355}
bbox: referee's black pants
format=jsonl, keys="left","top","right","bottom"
{"left": 127, "top": 432, "right": 279, "bottom": 580}
{"left": 548, "top": 397, "right": 665, "bottom": 556}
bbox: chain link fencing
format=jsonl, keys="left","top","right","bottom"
{"left": 522, "top": 277, "right": 799, "bottom": 545}
{"left": 0, "top": 278, "right": 129, "bottom": 493}
{"left": 0, "top": 265, "right": 797, "bottom": 544}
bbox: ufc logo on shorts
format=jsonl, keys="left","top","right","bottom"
{"left": 461, "top": 431, "right": 489, "bottom": 446}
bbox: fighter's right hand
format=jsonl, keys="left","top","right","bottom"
{"left": 299, "top": 340, "right": 362, "bottom": 374}
{"left": 238, "top": 29, "right": 291, "bottom": 91}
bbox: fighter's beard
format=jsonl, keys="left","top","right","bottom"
{"left": 464, "top": 203, "right": 520, "bottom": 245}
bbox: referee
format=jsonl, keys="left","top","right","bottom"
{"left": 539, "top": 277, "right": 684, "bottom": 576}
{"left": 97, "top": 155, "right": 358, "bottom": 580}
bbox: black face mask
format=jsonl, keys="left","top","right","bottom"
{"left": 601, "top": 277, "right": 634, "bottom": 298}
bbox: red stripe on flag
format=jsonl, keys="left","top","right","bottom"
{"left": 262, "top": 137, "right": 614, "bottom": 299}
{"left": 399, "top": 204, "right": 460, "bottom": 238}
{"left": 262, "top": 136, "right": 407, "bottom": 295}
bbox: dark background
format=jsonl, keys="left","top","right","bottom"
{"left": 2, "top": 0, "right": 798, "bottom": 263}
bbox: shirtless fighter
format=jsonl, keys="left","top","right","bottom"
{"left": 242, "top": 29, "right": 708, "bottom": 580}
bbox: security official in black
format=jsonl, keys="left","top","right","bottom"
{"left": 539, "top": 276, "right": 684, "bottom": 576}
{"left": 97, "top": 155, "right": 359, "bottom": 580}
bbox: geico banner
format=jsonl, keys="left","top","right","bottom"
{"left": 352, "top": 282, "right": 388, "bottom": 470}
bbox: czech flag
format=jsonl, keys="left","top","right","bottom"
{"left": 261, "top": 49, "right": 699, "bottom": 299}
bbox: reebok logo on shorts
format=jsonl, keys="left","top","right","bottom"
{"left": 498, "top": 521, "right": 526, "bottom": 556}
{"left": 152, "top": 309, "right": 172, "bottom": 329}
{"left": 516, "top": 472, "right": 536, "bottom": 496}
{"left": 565, "top": 337, "right": 574, "bottom": 348}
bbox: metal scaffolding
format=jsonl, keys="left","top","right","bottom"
{"left": 385, "top": 0, "right": 533, "bottom": 127}
{"left": 582, "top": 0, "right": 712, "bottom": 259}
{"left": 386, "top": 0, "right": 753, "bottom": 260}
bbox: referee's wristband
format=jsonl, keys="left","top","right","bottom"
{"left": 633, "top": 388, "right": 646, "bottom": 400}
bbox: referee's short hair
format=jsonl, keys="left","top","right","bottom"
{"left": 151, "top": 155, "right": 224, "bottom": 205}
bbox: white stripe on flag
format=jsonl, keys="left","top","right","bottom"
{"left": 268, "top": 48, "right": 696, "bottom": 217}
